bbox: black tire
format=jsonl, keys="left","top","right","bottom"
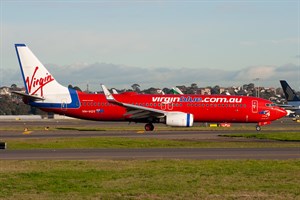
{"left": 150, "top": 123, "right": 154, "bottom": 131}
{"left": 256, "top": 125, "right": 261, "bottom": 131}
{"left": 145, "top": 123, "right": 154, "bottom": 131}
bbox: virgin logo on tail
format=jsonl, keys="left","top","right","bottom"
{"left": 25, "top": 66, "right": 54, "bottom": 96}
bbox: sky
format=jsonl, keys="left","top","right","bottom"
{"left": 1, "top": 0, "right": 299, "bottom": 91}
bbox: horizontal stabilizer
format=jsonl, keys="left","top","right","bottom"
{"left": 12, "top": 91, "right": 45, "bottom": 101}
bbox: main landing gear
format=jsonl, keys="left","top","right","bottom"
{"left": 145, "top": 123, "right": 154, "bottom": 131}
{"left": 255, "top": 125, "right": 261, "bottom": 131}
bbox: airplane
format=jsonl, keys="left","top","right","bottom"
{"left": 280, "top": 80, "right": 300, "bottom": 117}
{"left": 171, "top": 87, "right": 184, "bottom": 95}
{"left": 13, "top": 44, "right": 287, "bottom": 131}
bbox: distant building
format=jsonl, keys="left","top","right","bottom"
{"left": 0, "top": 87, "right": 11, "bottom": 96}
{"left": 200, "top": 88, "right": 211, "bottom": 95}
{"left": 219, "top": 87, "right": 226, "bottom": 94}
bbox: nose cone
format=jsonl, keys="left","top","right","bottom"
{"left": 276, "top": 107, "right": 287, "bottom": 119}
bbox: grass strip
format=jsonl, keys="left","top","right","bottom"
{"left": 4, "top": 137, "right": 300, "bottom": 150}
{"left": 0, "top": 160, "right": 299, "bottom": 200}
{"left": 221, "top": 132, "right": 300, "bottom": 142}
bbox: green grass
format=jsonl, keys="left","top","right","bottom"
{"left": 221, "top": 132, "right": 300, "bottom": 142}
{"left": 4, "top": 136, "right": 300, "bottom": 150}
{"left": 0, "top": 160, "right": 299, "bottom": 200}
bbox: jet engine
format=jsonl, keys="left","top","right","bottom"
{"left": 164, "top": 112, "right": 194, "bottom": 127}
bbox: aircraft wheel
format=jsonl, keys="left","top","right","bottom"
{"left": 255, "top": 125, "right": 261, "bottom": 131}
{"left": 145, "top": 123, "right": 154, "bottom": 131}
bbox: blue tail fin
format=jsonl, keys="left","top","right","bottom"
{"left": 280, "top": 80, "right": 300, "bottom": 101}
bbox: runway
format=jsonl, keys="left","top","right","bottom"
{"left": 1, "top": 148, "right": 299, "bottom": 160}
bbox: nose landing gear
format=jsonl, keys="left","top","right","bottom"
{"left": 256, "top": 121, "right": 271, "bottom": 131}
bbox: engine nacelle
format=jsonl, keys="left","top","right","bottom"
{"left": 165, "top": 112, "right": 194, "bottom": 127}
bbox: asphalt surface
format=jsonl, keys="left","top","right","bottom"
{"left": 0, "top": 118, "right": 299, "bottom": 160}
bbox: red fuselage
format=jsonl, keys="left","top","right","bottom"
{"left": 40, "top": 91, "right": 287, "bottom": 124}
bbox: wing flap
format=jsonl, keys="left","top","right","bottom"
{"left": 127, "top": 111, "right": 151, "bottom": 119}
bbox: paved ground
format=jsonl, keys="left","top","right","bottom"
{"left": 0, "top": 118, "right": 299, "bottom": 160}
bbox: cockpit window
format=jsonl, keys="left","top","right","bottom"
{"left": 266, "top": 103, "right": 276, "bottom": 107}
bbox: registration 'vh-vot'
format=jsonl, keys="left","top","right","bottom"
{"left": 14, "top": 44, "right": 287, "bottom": 131}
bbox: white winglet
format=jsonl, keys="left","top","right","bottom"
{"left": 101, "top": 84, "right": 115, "bottom": 102}
{"left": 112, "top": 88, "right": 118, "bottom": 94}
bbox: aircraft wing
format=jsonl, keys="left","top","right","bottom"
{"left": 12, "top": 91, "right": 45, "bottom": 101}
{"left": 278, "top": 104, "right": 300, "bottom": 111}
{"left": 101, "top": 85, "right": 166, "bottom": 119}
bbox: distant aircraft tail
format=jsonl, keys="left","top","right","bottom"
{"left": 15, "top": 44, "right": 72, "bottom": 104}
{"left": 171, "top": 87, "right": 183, "bottom": 95}
{"left": 280, "top": 80, "right": 300, "bottom": 101}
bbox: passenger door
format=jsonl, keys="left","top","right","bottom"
{"left": 252, "top": 100, "right": 258, "bottom": 113}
